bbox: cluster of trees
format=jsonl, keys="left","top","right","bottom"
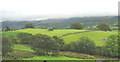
{"left": 71, "top": 22, "right": 112, "bottom": 31}
{"left": 97, "top": 22, "right": 111, "bottom": 31}
{"left": 61, "top": 35, "right": 119, "bottom": 58}
{"left": 103, "top": 35, "right": 119, "bottom": 57}
{"left": 17, "top": 33, "right": 64, "bottom": 56}
{"left": 61, "top": 37, "right": 96, "bottom": 55}
{"left": 25, "top": 23, "right": 35, "bottom": 28}
{"left": 2, "top": 32, "right": 119, "bottom": 58}
{"left": 2, "top": 23, "right": 35, "bottom": 31}
{"left": 71, "top": 22, "right": 84, "bottom": 29}
{"left": 2, "top": 26, "right": 15, "bottom": 31}
{"left": 2, "top": 22, "right": 113, "bottom": 32}
{"left": 2, "top": 33, "right": 64, "bottom": 57}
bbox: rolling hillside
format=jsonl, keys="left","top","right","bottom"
{"left": 1, "top": 16, "right": 117, "bottom": 29}
{"left": 2, "top": 29, "right": 118, "bottom": 46}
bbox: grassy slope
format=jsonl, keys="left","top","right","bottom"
{"left": 63, "top": 31, "right": 118, "bottom": 46}
{"left": 13, "top": 44, "right": 85, "bottom": 60}
{"left": 13, "top": 44, "right": 116, "bottom": 60}
{"left": 2, "top": 29, "right": 118, "bottom": 46}
{"left": 15, "top": 29, "right": 85, "bottom": 37}
{"left": 2, "top": 31, "right": 20, "bottom": 38}
{"left": 23, "top": 56, "right": 84, "bottom": 60}
{"left": 13, "top": 44, "right": 35, "bottom": 52}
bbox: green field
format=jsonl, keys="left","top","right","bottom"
{"left": 63, "top": 31, "right": 118, "bottom": 46}
{"left": 23, "top": 56, "right": 84, "bottom": 60}
{"left": 2, "top": 29, "right": 118, "bottom": 60}
{"left": 15, "top": 29, "right": 86, "bottom": 36}
{"left": 13, "top": 44, "right": 35, "bottom": 52}
{"left": 12, "top": 44, "right": 116, "bottom": 60}
{"left": 13, "top": 44, "right": 97, "bottom": 60}
{"left": 13, "top": 44, "right": 92, "bottom": 60}
{"left": 2, "top": 29, "right": 118, "bottom": 46}
{"left": 2, "top": 31, "right": 20, "bottom": 37}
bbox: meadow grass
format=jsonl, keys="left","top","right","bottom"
{"left": 2, "top": 31, "right": 20, "bottom": 38}
{"left": 2, "top": 29, "right": 118, "bottom": 46}
{"left": 22, "top": 56, "right": 93, "bottom": 60}
{"left": 15, "top": 28, "right": 85, "bottom": 37}
{"left": 62, "top": 31, "right": 118, "bottom": 46}
{"left": 13, "top": 44, "right": 35, "bottom": 52}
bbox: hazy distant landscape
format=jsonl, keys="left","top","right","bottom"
{"left": 1, "top": 16, "right": 118, "bottom": 29}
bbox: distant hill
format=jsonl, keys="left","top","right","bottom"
{"left": 1, "top": 16, "right": 117, "bottom": 29}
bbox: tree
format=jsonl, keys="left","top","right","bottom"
{"left": 97, "top": 22, "right": 111, "bottom": 31}
{"left": 25, "top": 23, "right": 35, "bottom": 28}
{"left": 53, "top": 36, "right": 64, "bottom": 50}
{"left": 2, "top": 35, "right": 15, "bottom": 57}
{"left": 71, "top": 22, "right": 84, "bottom": 29}
{"left": 104, "top": 34, "right": 119, "bottom": 57}
{"left": 31, "top": 34, "right": 60, "bottom": 55}
{"left": 17, "top": 33, "right": 33, "bottom": 44}
{"left": 2, "top": 26, "right": 12, "bottom": 31}
{"left": 76, "top": 37, "right": 96, "bottom": 54}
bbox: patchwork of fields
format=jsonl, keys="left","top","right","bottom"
{"left": 2, "top": 29, "right": 118, "bottom": 60}
{"left": 2, "top": 28, "right": 118, "bottom": 46}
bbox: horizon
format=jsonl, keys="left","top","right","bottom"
{"left": 1, "top": 15, "right": 118, "bottom": 22}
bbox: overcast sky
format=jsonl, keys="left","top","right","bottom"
{"left": 0, "top": 0, "right": 119, "bottom": 19}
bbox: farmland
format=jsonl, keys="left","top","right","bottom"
{"left": 2, "top": 29, "right": 118, "bottom": 46}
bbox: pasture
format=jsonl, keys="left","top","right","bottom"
{"left": 15, "top": 28, "right": 86, "bottom": 37}
{"left": 13, "top": 44, "right": 93, "bottom": 60}
{"left": 2, "top": 29, "right": 118, "bottom": 60}
{"left": 2, "top": 29, "right": 118, "bottom": 46}
{"left": 62, "top": 31, "right": 118, "bottom": 46}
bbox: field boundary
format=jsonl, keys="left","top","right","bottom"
{"left": 59, "top": 30, "right": 92, "bottom": 38}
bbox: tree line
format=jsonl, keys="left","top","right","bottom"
{"left": 2, "top": 22, "right": 112, "bottom": 31}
